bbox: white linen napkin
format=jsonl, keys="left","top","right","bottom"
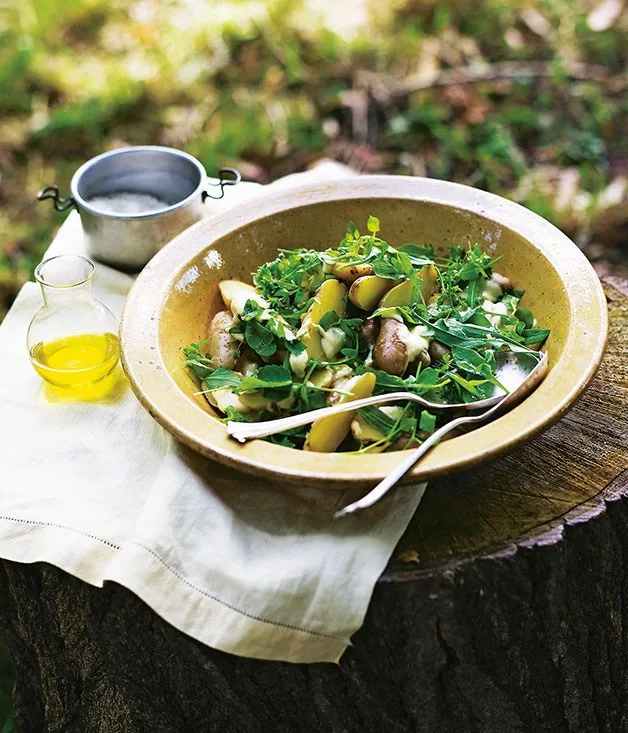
{"left": 0, "top": 165, "right": 426, "bottom": 663}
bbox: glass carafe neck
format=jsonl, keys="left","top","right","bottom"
{"left": 35, "top": 255, "right": 96, "bottom": 308}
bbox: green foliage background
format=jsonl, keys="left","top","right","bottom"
{"left": 0, "top": 0, "right": 626, "bottom": 725}
{"left": 1, "top": 0, "right": 627, "bottom": 322}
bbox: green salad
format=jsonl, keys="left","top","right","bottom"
{"left": 184, "top": 216, "right": 549, "bottom": 453}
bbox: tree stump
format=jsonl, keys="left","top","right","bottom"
{"left": 0, "top": 280, "right": 626, "bottom": 733}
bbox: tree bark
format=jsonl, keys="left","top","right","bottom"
{"left": 1, "top": 280, "right": 626, "bottom": 733}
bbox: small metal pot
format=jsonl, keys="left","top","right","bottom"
{"left": 38, "top": 146, "right": 240, "bottom": 271}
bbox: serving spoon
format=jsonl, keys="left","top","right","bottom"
{"left": 227, "top": 350, "right": 548, "bottom": 514}
{"left": 227, "top": 351, "right": 546, "bottom": 441}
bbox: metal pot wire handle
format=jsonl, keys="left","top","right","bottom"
{"left": 203, "top": 167, "right": 241, "bottom": 201}
{"left": 37, "top": 185, "right": 77, "bottom": 212}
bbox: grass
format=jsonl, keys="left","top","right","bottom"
{"left": 0, "top": 0, "right": 626, "bottom": 321}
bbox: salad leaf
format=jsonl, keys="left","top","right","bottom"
{"left": 367, "top": 215, "right": 380, "bottom": 235}
{"left": 202, "top": 368, "right": 241, "bottom": 391}
{"left": 521, "top": 327, "right": 550, "bottom": 345}
{"left": 419, "top": 410, "right": 437, "bottom": 433}
{"left": 237, "top": 365, "right": 293, "bottom": 392}
{"left": 244, "top": 320, "right": 277, "bottom": 357}
{"left": 319, "top": 310, "right": 340, "bottom": 330}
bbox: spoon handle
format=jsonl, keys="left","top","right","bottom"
{"left": 334, "top": 402, "right": 501, "bottom": 518}
{"left": 226, "top": 391, "right": 426, "bottom": 442}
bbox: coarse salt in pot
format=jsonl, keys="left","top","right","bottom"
{"left": 37, "top": 146, "right": 241, "bottom": 271}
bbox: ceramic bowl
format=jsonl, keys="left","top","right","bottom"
{"left": 120, "top": 176, "right": 608, "bottom": 488}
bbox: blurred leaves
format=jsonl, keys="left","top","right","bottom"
{"left": 0, "top": 0, "right": 627, "bottom": 319}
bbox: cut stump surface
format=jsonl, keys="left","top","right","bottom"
{"left": 0, "top": 280, "right": 626, "bottom": 733}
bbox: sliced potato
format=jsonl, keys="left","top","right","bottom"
{"left": 219, "top": 280, "right": 268, "bottom": 316}
{"left": 208, "top": 388, "right": 251, "bottom": 415}
{"left": 235, "top": 348, "right": 260, "bottom": 376}
{"left": 307, "top": 367, "right": 334, "bottom": 389}
{"left": 351, "top": 414, "right": 385, "bottom": 443}
{"left": 349, "top": 275, "right": 397, "bottom": 311}
{"left": 304, "top": 372, "right": 376, "bottom": 452}
{"left": 377, "top": 264, "right": 439, "bottom": 308}
{"left": 331, "top": 263, "right": 373, "bottom": 284}
{"left": 378, "top": 279, "right": 413, "bottom": 309}
{"left": 351, "top": 406, "right": 403, "bottom": 443}
{"left": 299, "top": 279, "right": 347, "bottom": 361}
{"left": 238, "top": 391, "right": 273, "bottom": 410}
{"left": 419, "top": 264, "right": 439, "bottom": 300}
{"left": 207, "top": 310, "right": 238, "bottom": 369}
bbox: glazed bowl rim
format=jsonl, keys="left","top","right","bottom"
{"left": 120, "top": 175, "right": 608, "bottom": 487}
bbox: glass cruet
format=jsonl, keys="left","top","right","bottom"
{"left": 27, "top": 254, "right": 120, "bottom": 392}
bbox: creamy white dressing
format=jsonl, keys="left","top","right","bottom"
{"left": 229, "top": 290, "right": 269, "bottom": 318}
{"left": 380, "top": 405, "right": 403, "bottom": 420}
{"left": 289, "top": 348, "right": 309, "bottom": 377}
{"left": 482, "top": 299, "right": 509, "bottom": 327}
{"left": 321, "top": 327, "right": 346, "bottom": 360}
{"left": 332, "top": 365, "right": 354, "bottom": 382}
{"left": 398, "top": 324, "right": 431, "bottom": 363}
{"left": 482, "top": 279, "right": 503, "bottom": 303}
{"left": 231, "top": 292, "right": 297, "bottom": 341}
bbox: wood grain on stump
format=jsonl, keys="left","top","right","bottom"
{"left": 0, "top": 281, "right": 626, "bottom": 733}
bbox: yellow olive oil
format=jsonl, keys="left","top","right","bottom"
{"left": 30, "top": 333, "right": 120, "bottom": 392}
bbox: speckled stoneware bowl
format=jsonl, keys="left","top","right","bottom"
{"left": 120, "top": 176, "right": 608, "bottom": 488}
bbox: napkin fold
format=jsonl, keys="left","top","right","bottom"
{"left": 0, "top": 167, "right": 426, "bottom": 663}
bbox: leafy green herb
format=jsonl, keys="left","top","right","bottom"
{"left": 237, "top": 365, "right": 292, "bottom": 392}
{"left": 521, "top": 327, "right": 550, "bottom": 345}
{"left": 319, "top": 310, "right": 340, "bottom": 330}
{"left": 183, "top": 342, "right": 215, "bottom": 380}
{"left": 359, "top": 405, "right": 397, "bottom": 434}
{"left": 419, "top": 410, "right": 437, "bottom": 433}
{"left": 515, "top": 306, "right": 534, "bottom": 328}
{"left": 201, "top": 369, "right": 241, "bottom": 392}
{"left": 367, "top": 215, "right": 380, "bottom": 235}
{"left": 244, "top": 320, "right": 277, "bottom": 356}
{"left": 398, "top": 243, "right": 436, "bottom": 264}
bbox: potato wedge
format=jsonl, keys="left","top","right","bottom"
{"left": 219, "top": 280, "right": 268, "bottom": 316}
{"left": 377, "top": 264, "right": 439, "bottom": 308}
{"left": 207, "top": 388, "right": 251, "bottom": 415}
{"left": 304, "top": 372, "right": 376, "bottom": 452}
{"left": 348, "top": 275, "right": 397, "bottom": 311}
{"left": 238, "top": 391, "right": 273, "bottom": 410}
{"left": 299, "top": 279, "right": 347, "bottom": 361}
{"left": 207, "top": 311, "right": 238, "bottom": 369}
{"left": 235, "top": 348, "right": 260, "bottom": 376}
{"left": 306, "top": 367, "right": 334, "bottom": 389}
{"left": 419, "top": 264, "right": 439, "bottom": 300}
{"left": 378, "top": 279, "right": 413, "bottom": 309}
{"left": 331, "top": 263, "right": 373, "bottom": 284}
{"left": 351, "top": 405, "right": 403, "bottom": 443}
